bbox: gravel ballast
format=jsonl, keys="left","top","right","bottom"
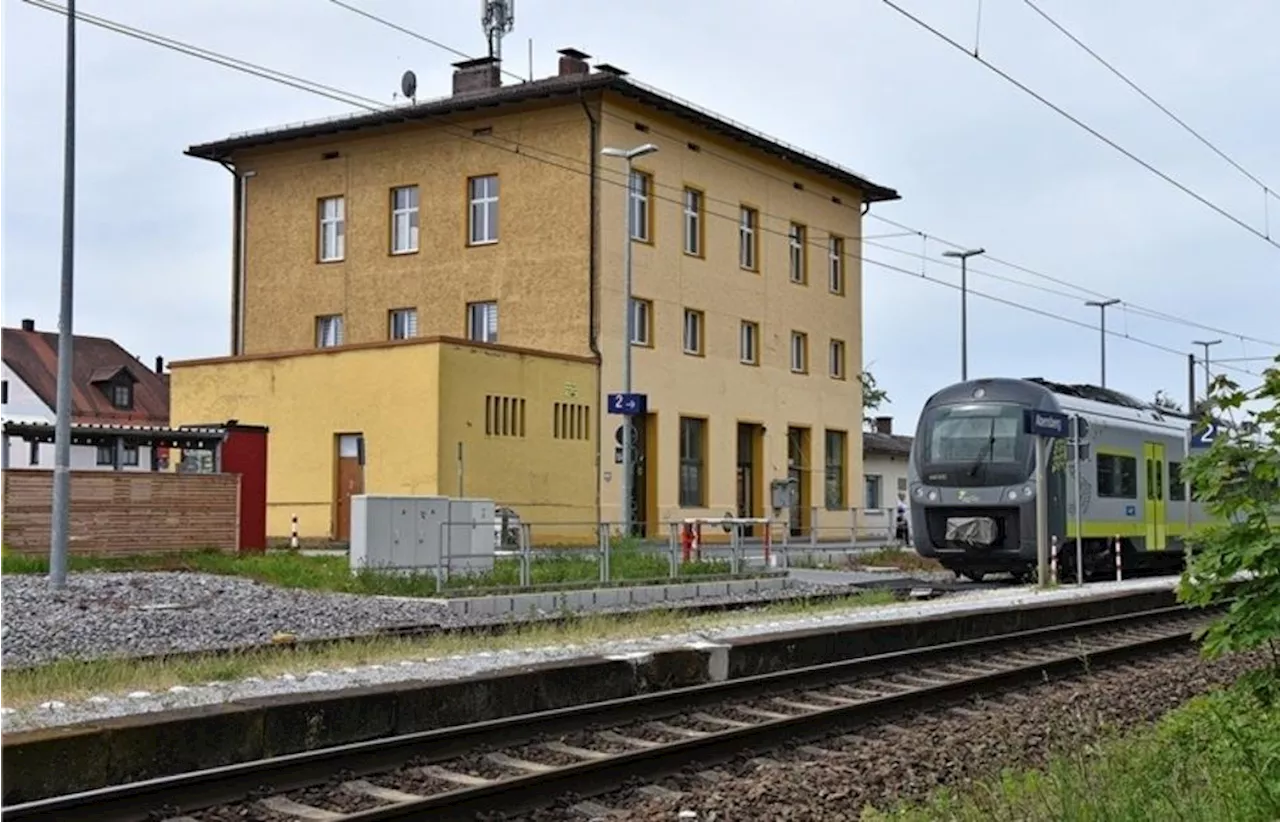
{"left": 539, "top": 647, "right": 1265, "bottom": 822}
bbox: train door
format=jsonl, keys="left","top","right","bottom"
{"left": 1143, "top": 441, "right": 1167, "bottom": 550}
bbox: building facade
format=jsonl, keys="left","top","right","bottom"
{"left": 1, "top": 320, "right": 171, "bottom": 471}
{"left": 173, "top": 50, "right": 899, "bottom": 540}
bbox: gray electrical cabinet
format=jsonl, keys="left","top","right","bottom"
{"left": 350, "top": 494, "right": 494, "bottom": 575}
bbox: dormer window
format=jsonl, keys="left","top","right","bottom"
{"left": 111, "top": 383, "right": 133, "bottom": 409}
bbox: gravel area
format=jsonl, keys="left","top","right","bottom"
{"left": 0, "top": 572, "right": 1179, "bottom": 735}
{"left": 0, "top": 571, "right": 958, "bottom": 670}
{"left": 522, "top": 646, "right": 1265, "bottom": 821}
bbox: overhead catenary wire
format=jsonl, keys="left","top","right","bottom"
{"left": 317, "top": 0, "right": 1280, "bottom": 352}
{"left": 22, "top": 0, "right": 1265, "bottom": 384}
{"left": 880, "top": 0, "right": 1280, "bottom": 252}
{"left": 1022, "top": 0, "right": 1278, "bottom": 216}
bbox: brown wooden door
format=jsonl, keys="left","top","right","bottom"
{"left": 334, "top": 433, "right": 364, "bottom": 541}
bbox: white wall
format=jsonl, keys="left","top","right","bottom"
{"left": 863, "top": 450, "right": 910, "bottom": 510}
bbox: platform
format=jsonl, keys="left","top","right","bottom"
{"left": 1, "top": 575, "right": 1184, "bottom": 804}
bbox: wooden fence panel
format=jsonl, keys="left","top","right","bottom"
{"left": 2, "top": 469, "right": 240, "bottom": 556}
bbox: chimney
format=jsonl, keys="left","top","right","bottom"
{"left": 155, "top": 355, "right": 165, "bottom": 375}
{"left": 20, "top": 319, "right": 35, "bottom": 332}
{"left": 874, "top": 416, "right": 893, "bottom": 435}
{"left": 557, "top": 48, "right": 590, "bottom": 76}
{"left": 452, "top": 56, "right": 501, "bottom": 96}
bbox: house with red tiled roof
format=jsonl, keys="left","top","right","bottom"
{"left": 1, "top": 319, "right": 170, "bottom": 470}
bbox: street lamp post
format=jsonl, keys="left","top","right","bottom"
{"left": 602, "top": 143, "right": 658, "bottom": 539}
{"left": 1085, "top": 298, "right": 1120, "bottom": 387}
{"left": 1192, "top": 339, "right": 1222, "bottom": 400}
{"left": 941, "top": 248, "right": 985, "bottom": 381}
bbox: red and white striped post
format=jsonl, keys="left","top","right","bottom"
{"left": 290, "top": 515, "right": 299, "bottom": 550}
{"left": 1113, "top": 534, "right": 1122, "bottom": 581}
{"left": 1050, "top": 535, "right": 1059, "bottom": 584}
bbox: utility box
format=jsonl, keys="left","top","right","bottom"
{"left": 445, "top": 498, "right": 497, "bottom": 573}
{"left": 350, "top": 494, "right": 492, "bottom": 575}
{"left": 770, "top": 478, "right": 798, "bottom": 511}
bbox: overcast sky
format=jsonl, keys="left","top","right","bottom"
{"left": 3, "top": 0, "right": 1278, "bottom": 431}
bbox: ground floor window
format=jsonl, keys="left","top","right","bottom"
{"left": 824, "top": 429, "right": 846, "bottom": 509}
{"left": 865, "top": 473, "right": 883, "bottom": 510}
{"left": 679, "top": 417, "right": 706, "bottom": 507}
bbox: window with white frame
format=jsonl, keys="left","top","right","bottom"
{"left": 829, "top": 338, "right": 846, "bottom": 379}
{"left": 629, "top": 170, "right": 652, "bottom": 242}
{"left": 789, "top": 222, "right": 806, "bottom": 283}
{"left": 739, "top": 320, "right": 758, "bottom": 365}
{"left": 629, "top": 298, "right": 652, "bottom": 346}
{"left": 865, "top": 473, "right": 883, "bottom": 510}
{"left": 683, "top": 187, "right": 702, "bottom": 255}
{"left": 388, "top": 307, "right": 418, "bottom": 340}
{"left": 467, "top": 300, "right": 498, "bottom": 343}
{"left": 468, "top": 175, "right": 499, "bottom": 245}
{"left": 739, "top": 206, "right": 758, "bottom": 270}
{"left": 318, "top": 196, "right": 345, "bottom": 261}
{"left": 790, "top": 331, "right": 808, "bottom": 373}
{"left": 828, "top": 235, "right": 844, "bottom": 293}
{"left": 683, "top": 308, "right": 704, "bottom": 355}
{"left": 316, "top": 314, "right": 344, "bottom": 348}
{"left": 391, "top": 186, "right": 419, "bottom": 253}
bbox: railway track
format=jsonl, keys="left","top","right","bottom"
{"left": 1, "top": 603, "right": 1215, "bottom": 822}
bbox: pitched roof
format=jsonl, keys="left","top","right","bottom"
{"left": 864, "top": 430, "right": 913, "bottom": 457}
{"left": 186, "top": 70, "right": 900, "bottom": 204}
{"left": 1, "top": 325, "right": 169, "bottom": 426}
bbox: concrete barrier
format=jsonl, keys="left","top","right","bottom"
{"left": 441, "top": 576, "right": 791, "bottom": 617}
{"left": 1, "top": 585, "right": 1179, "bottom": 803}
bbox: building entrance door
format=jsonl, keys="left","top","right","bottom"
{"left": 334, "top": 433, "right": 365, "bottom": 542}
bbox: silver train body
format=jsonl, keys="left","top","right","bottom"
{"left": 907, "top": 377, "right": 1208, "bottom": 581}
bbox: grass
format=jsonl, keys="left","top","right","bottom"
{"left": 864, "top": 676, "right": 1280, "bottom": 822}
{"left": 1, "top": 545, "right": 735, "bottom": 597}
{"left": 0, "top": 590, "right": 898, "bottom": 710}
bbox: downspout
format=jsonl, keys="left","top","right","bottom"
{"left": 220, "top": 160, "right": 254, "bottom": 356}
{"left": 580, "top": 90, "right": 603, "bottom": 528}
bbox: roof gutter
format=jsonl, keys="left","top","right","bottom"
{"left": 579, "top": 88, "right": 603, "bottom": 529}
{"left": 219, "top": 160, "right": 255, "bottom": 356}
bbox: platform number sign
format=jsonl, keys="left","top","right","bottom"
{"left": 1190, "top": 418, "right": 1220, "bottom": 450}
{"left": 607, "top": 392, "right": 647, "bottom": 416}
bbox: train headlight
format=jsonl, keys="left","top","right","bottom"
{"left": 913, "top": 485, "right": 926, "bottom": 500}
{"left": 927, "top": 489, "right": 939, "bottom": 501}
{"left": 1007, "top": 489, "right": 1019, "bottom": 500}
{"left": 1022, "top": 485, "right": 1034, "bottom": 498}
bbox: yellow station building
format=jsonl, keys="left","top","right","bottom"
{"left": 170, "top": 50, "right": 900, "bottom": 543}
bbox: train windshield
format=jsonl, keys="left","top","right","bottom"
{"left": 918, "top": 402, "right": 1032, "bottom": 486}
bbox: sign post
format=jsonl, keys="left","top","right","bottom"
{"left": 607, "top": 392, "right": 648, "bottom": 536}
{"left": 1024, "top": 408, "right": 1070, "bottom": 587}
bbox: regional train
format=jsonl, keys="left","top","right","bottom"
{"left": 907, "top": 376, "right": 1212, "bottom": 582}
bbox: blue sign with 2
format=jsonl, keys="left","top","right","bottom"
{"left": 1023, "top": 408, "right": 1070, "bottom": 439}
{"left": 1190, "top": 418, "right": 1220, "bottom": 450}
{"left": 607, "top": 392, "right": 648, "bottom": 416}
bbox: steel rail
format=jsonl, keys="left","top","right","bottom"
{"left": 1, "top": 603, "right": 1214, "bottom": 822}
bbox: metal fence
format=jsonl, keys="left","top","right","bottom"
{"left": 389, "top": 512, "right": 904, "bottom": 589}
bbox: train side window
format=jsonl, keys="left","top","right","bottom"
{"left": 1097, "top": 453, "right": 1138, "bottom": 499}
{"left": 1169, "top": 462, "right": 1187, "bottom": 501}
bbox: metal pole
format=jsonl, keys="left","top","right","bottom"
{"left": 1035, "top": 436, "right": 1050, "bottom": 587}
{"left": 942, "top": 248, "right": 983, "bottom": 382}
{"left": 1085, "top": 299, "right": 1119, "bottom": 388}
{"left": 621, "top": 157, "right": 635, "bottom": 540}
{"left": 1185, "top": 353, "right": 1195, "bottom": 557}
{"left": 49, "top": 0, "right": 78, "bottom": 590}
{"left": 1073, "top": 415, "right": 1084, "bottom": 585}
{"left": 960, "top": 258, "right": 967, "bottom": 382}
{"left": 1192, "top": 340, "right": 1222, "bottom": 401}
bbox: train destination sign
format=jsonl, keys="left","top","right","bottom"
{"left": 1022, "top": 408, "right": 1070, "bottom": 439}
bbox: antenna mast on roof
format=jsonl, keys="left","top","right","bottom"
{"left": 481, "top": 0, "right": 515, "bottom": 62}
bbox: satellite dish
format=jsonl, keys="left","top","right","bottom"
{"left": 400, "top": 70, "right": 417, "bottom": 101}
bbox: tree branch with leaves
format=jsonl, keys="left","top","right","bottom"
{"left": 1177, "top": 355, "right": 1280, "bottom": 699}
{"left": 860, "top": 370, "right": 889, "bottom": 429}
